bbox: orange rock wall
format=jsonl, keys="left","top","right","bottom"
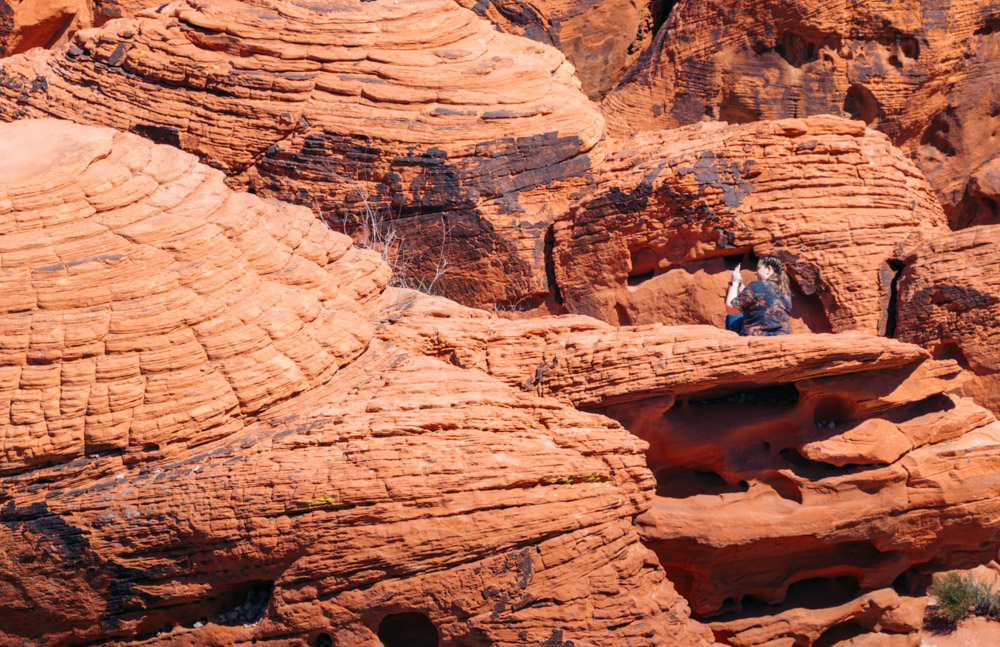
{"left": 896, "top": 224, "right": 1000, "bottom": 416}
{"left": 0, "top": 119, "right": 716, "bottom": 647}
{"left": 602, "top": 0, "right": 1000, "bottom": 229}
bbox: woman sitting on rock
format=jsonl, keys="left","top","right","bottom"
{"left": 724, "top": 256, "right": 792, "bottom": 336}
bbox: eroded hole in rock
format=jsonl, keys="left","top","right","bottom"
{"left": 899, "top": 35, "right": 920, "bottom": 60}
{"left": 921, "top": 109, "right": 958, "bottom": 157}
{"left": 378, "top": 612, "right": 439, "bottom": 647}
{"left": 766, "top": 474, "right": 803, "bottom": 504}
{"left": 888, "top": 393, "right": 956, "bottom": 424}
{"left": 217, "top": 580, "right": 273, "bottom": 626}
{"left": 975, "top": 17, "right": 1000, "bottom": 36}
{"left": 842, "top": 84, "right": 880, "bottom": 125}
{"left": 627, "top": 269, "right": 656, "bottom": 286}
{"left": 688, "top": 384, "right": 800, "bottom": 409}
{"left": 933, "top": 341, "right": 972, "bottom": 371}
{"left": 813, "top": 620, "right": 867, "bottom": 647}
{"left": 655, "top": 468, "right": 745, "bottom": 499}
{"left": 614, "top": 303, "right": 633, "bottom": 326}
{"left": 789, "top": 279, "right": 833, "bottom": 333}
{"left": 774, "top": 32, "right": 820, "bottom": 67}
{"left": 879, "top": 258, "right": 906, "bottom": 337}
{"left": 813, "top": 396, "right": 853, "bottom": 428}
{"left": 315, "top": 633, "right": 333, "bottom": 647}
{"left": 779, "top": 447, "right": 845, "bottom": 475}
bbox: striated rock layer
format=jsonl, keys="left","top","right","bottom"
{"left": 552, "top": 115, "right": 948, "bottom": 334}
{"left": 896, "top": 224, "right": 1000, "bottom": 417}
{"left": 601, "top": 0, "right": 1000, "bottom": 229}
{"left": 0, "top": 1, "right": 952, "bottom": 329}
{"left": 454, "top": 0, "right": 665, "bottom": 99}
{"left": 378, "top": 291, "right": 1000, "bottom": 647}
{"left": 0, "top": 119, "right": 714, "bottom": 647}
{"left": 0, "top": 0, "right": 605, "bottom": 307}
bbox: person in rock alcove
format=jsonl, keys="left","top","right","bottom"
{"left": 724, "top": 256, "right": 792, "bottom": 336}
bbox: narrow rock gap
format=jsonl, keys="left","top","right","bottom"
{"left": 882, "top": 258, "right": 905, "bottom": 338}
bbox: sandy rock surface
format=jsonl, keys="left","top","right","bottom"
{"left": 896, "top": 224, "right": 1000, "bottom": 417}
{"left": 454, "top": 0, "right": 664, "bottom": 99}
{"left": 553, "top": 115, "right": 947, "bottom": 334}
{"left": 0, "top": 119, "right": 716, "bottom": 647}
{"left": 378, "top": 289, "right": 1000, "bottom": 646}
{"left": 602, "top": 0, "right": 1000, "bottom": 229}
{"left": 0, "top": 0, "right": 605, "bottom": 308}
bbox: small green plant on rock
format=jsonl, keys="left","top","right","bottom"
{"left": 928, "top": 572, "right": 1000, "bottom": 623}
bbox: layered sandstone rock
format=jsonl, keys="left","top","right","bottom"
{"left": 0, "top": 119, "right": 713, "bottom": 647}
{"left": 552, "top": 115, "right": 948, "bottom": 334}
{"left": 0, "top": 3, "right": 952, "bottom": 330}
{"left": 601, "top": 0, "right": 1000, "bottom": 229}
{"left": 0, "top": 0, "right": 91, "bottom": 55}
{"left": 896, "top": 224, "right": 1000, "bottom": 417}
{"left": 0, "top": 0, "right": 605, "bottom": 307}
{"left": 454, "top": 0, "right": 665, "bottom": 99}
{"left": 378, "top": 290, "right": 1000, "bottom": 647}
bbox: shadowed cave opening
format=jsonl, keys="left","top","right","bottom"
{"left": 688, "top": 383, "right": 800, "bottom": 409}
{"left": 813, "top": 620, "right": 867, "bottom": 647}
{"left": 843, "top": 84, "right": 880, "bottom": 125}
{"left": 378, "top": 612, "right": 439, "bottom": 647}
{"left": 655, "top": 468, "right": 749, "bottom": 499}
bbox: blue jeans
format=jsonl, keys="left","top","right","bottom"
{"left": 725, "top": 314, "right": 744, "bottom": 334}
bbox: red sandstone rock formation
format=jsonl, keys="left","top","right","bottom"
{"left": 378, "top": 290, "right": 1000, "bottom": 647}
{"left": 453, "top": 0, "right": 665, "bottom": 99}
{"left": 552, "top": 115, "right": 948, "bottom": 334}
{"left": 0, "top": 1, "right": 950, "bottom": 333}
{"left": 0, "top": 0, "right": 605, "bottom": 308}
{"left": 0, "top": 119, "right": 714, "bottom": 647}
{"left": 0, "top": 0, "right": 91, "bottom": 55}
{"left": 601, "top": 0, "right": 1000, "bottom": 230}
{"left": 896, "top": 224, "right": 1000, "bottom": 417}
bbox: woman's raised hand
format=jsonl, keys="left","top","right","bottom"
{"left": 731, "top": 263, "right": 742, "bottom": 285}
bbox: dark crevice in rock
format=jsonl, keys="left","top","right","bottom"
{"left": 880, "top": 258, "right": 905, "bottom": 337}
{"left": 377, "top": 612, "right": 439, "bottom": 647}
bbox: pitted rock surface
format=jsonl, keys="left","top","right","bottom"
{"left": 896, "top": 224, "right": 1000, "bottom": 417}
{"left": 0, "top": 120, "right": 715, "bottom": 647}
{"left": 0, "top": 0, "right": 605, "bottom": 308}
{"left": 601, "top": 0, "right": 1000, "bottom": 229}
{"left": 552, "top": 115, "right": 948, "bottom": 334}
{"left": 454, "top": 0, "right": 665, "bottom": 99}
{"left": 377, "top": 289, "right": 1000, "bottom": 647}
{"left": 0, "top": 118, "right": 386, "bottom": 475}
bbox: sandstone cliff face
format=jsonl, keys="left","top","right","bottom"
{"left": 0, "top": 1, "right": 954, "bottom": 333}
{"left": 0, "top": 119, "right": 714, "bottom": 647}
{"left": 0, "top": 0, "right": 605, "bottom": 308}
{"left": 553, "top": 115, "right": 947, "bottom": 334}
{"left": 602, "top": 0, "right": 1000, "bottom": 230}
{"left": 378, "top": 290, "right": 1000, "bottom": 647}
{"left": 454, "top": 0, "right": 665, "bottom": 99}
{"left": 896, "top": 224, "right": 1000, "bottom": 417}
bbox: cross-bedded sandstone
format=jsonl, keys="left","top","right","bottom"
{"left": 0, "top": 119, "right": 714, "bottom": 647}
{"left": 552, "top": 115, "right": 948, "bottom": 334}
{"left": 377, "top": 289, "right": 1000, "bottom": 647}
{"left": 0, "top": 0, "right": 605, "bottom": 307}
{"left": 896, "top": 224, "right": 1000, "bottom": 417}
{"left": 602, "top": 0, "right": 1000, "bottom": 230}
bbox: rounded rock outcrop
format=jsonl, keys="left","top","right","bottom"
{"left": 0, "top": 0, "right": 605, "bottom": 307}
{"left": 0, "top": 119, "right": 714, "bottom": 647}
{"left": 602, "top": 0, "right": 1000, "bottom": 229}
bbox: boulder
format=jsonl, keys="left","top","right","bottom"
{"left": 601, "top": 0, "right": 1000, "bottom": 229}
{"left": 895, "top": 224, "right": 1000, "bottom": 417}
{"left": 552, "top": 115, "right": 948, "bottom": 334}
{"left": 378, "top": 290, "right": 1000, "bottom": 647}
{"left": 0, "top": 0, "right": 605, "bottom": 308}
{"left": 0, "top": 119, "right": 714, "bottom": 647}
